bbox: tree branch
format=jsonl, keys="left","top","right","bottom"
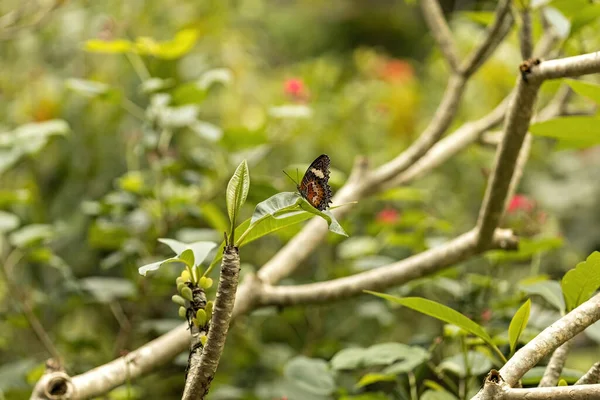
{"left": 254, "top": 229, "right": 517, "bottom": 307}
{"left": 538, "top": 339, "right": 573, "bottom": 387}
{"left": 182, "top": 246, "right": 241, "bottom": 399}
{"left": 420, "top": 0, "right": 460, "bottom": 72}
{"left": 576, "top": 362, "right": 600, "bottom": 385}
{"left": 460, "top": 0, "right": 513, "bottom": 77}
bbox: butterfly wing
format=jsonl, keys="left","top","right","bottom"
{"left": 298, "top": 154, "right": 332, "bottom": 211}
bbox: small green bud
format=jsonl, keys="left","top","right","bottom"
{"left": 178, "top": 306, "right": 187, "bottom": 319}
{"left": 177, "top": 282, "right": 186, "bottom": 293}
{"left": 172, "top": 295, "right": 186, "bottom": 307}
{"left": 192, "top": 318, "right": 199, "bottom": 327}
{"left": 200, "top": 277, "right": 213, "bottom": 289}
{"left": 180, "top": 270, "right": 191, "bottom": 282}
{"left": 176, "top": 276, "right": 185, "bottom": 286}
{"left": 205, "top": 301, "right": 213, "bottom": 317}
{"left": 200, "top": 334, "right": 208, "bottom": 346}
{"left": 181, "top": 286, "right": 193, "bottom": 301}
{"left": 196, "top": 309, "right": 207, "bottom": 326}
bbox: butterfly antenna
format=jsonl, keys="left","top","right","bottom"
{"left": 283, "top": 170, "right": 298, "bottom": 185}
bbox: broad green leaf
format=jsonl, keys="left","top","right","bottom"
{"left": 186, "top": 242, "right": 217, "bottom": 266}
{"left": 0, "top": 210, "right": 19, "bottom": 233}
{"left": 158, "top": 238, "right": 188, "bottom": 255}
{"left": 84, "top": 39, "right": 132, "bottom": 53}
{"left": 508, "top": 299, "right": 531, "bottom": 353}
{"left": 565, "top": 79, "right": 600, "bottom": 105}
{"left": 226, "top": 159, "right": 250, "bottom": 226}
{"left": 519, "top": 280, "right": 565, "bottom": 313}
{"left": 138, "top": 257, "right": 184, "bottom": 276}
{"left": 382, "top": 347, "right": 430, "bottom": 375}
{"left": 79, "top": 277, "right": 136, "bottom": 303}
{"left": 356, "top": 373, "right": 396, "bottom": 388}
{"left": 283, "top": 356, "right": 335, "bottom": 396}
{"left": 421, "top": 390, "right": 459, "bottom": 400}
{"left": 486, "top": 238, "right": 563, "bottom": 263}
{"left": 249, "top": 192, "right": 347, "bottom": 236}
{"left": 439, "top": 351, "right": 492, "bottom": 378}
{"left": 179, "top": 249, "right": 195, "bottom": 268}
{"left": 561, "top": 252, "right": 600, "bottom": 311}
{"left": 529, "top": 116, "right": 600, "bottom": 150}
{"left": 331, "top": 348, "right": 366, "bottom": 370}
{"left": 8, "top": 224, "right": 54, "bottom": 248}
{"left": 367, "top": 294, "right": 493, "bottom": 344}
{"left": 66, "top": 78, "right": 120, "bottom": 101}
{"left": 569, "top": 5, "right": 600, "bottom": 38}
{"left": 363, "top": 343, "right": 424, "bottom": 367}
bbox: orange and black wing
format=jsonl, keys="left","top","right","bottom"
{"left": 298, "top": 154, "right": 332, "bottom": 211}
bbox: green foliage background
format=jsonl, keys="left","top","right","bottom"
{"left": 1, "top": 0, "right": 600, "bottom": 399}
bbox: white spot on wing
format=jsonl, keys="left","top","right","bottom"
{"left": 310, "top": 168, "right": 325, "bottom": 178}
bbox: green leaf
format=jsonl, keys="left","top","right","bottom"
{"left": 0, "top": 210, "right": 19, "bottom": 233}
{"left": 179, "top": 249, "right": 195, "bottom": 268}
{"left": 486, "top": 237, "right": 563, "bottom": 263}
{"left": 8, "top": 224, "right": 54, "bottom": 248}
{"left": 158, "top": 238, "right": 188, "bottom": 255}
{"left": 367, "top": 294, "right": 494, "bottom": 344}
{"left": 363, "top": 343, "right": 425, "bottom": 367}
{"left": 356, "top": 373, "right": 396, "bottom": 388}
{"left": 508, "top": 299, "right": 531, "bottom": 353}
{"left": 439, "top": 351, "right": 492, "bottom": 378}
{"left": 519, "top": 280, "right": 565, "bottom": 313}
{"left": 529, "top": 116, "right": 600, "bottom": 150}
{"left": 79, "top": 277, "right": 136, "bottom": 303}
{"left": 561, "top": 252, "right": 600, "bottom": 311}
{"left": 330, "top": 348, "right": 366, "bottom": 370}
{"left": 84, "top": 39, "right": 133, "bottom": 53}
{"left": 226, "top": 159, "right": 250, "bottom": 229}
{"left": 283, "top": 356, "right": 335, "bottom": 396}
{"left": 421, "top": 390, "right": 459, "bottom": 400}
{"left": 565, "top": 79, "right": 600, "bottom": 105}
{"left": 66, "top": 78, "right": 120, "bottom": 101}
{"left": 134, "top": 29, "right": 199, "bottom": 59}
{"left": 558, "top": 378, "right": 568, "bottom": 386}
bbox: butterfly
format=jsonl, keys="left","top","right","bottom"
{"left": 285, "top": 154, "right": 333, "bottom": 211}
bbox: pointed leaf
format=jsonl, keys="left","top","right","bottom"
{"left": 331, "top": 348, "right": 366, "bottom": 370}
{"left": 565, "top": 79, "right": 600, "bottom": 105}
{"left": 356, "top": 373, "right": 396, "bottom": 388}
{"left": 226, "top": 159, "right": 250, "bottom": 225}
{"left": 561, "top": 252, "right": 600, "bottom": 311}
{"left": 530, "top": 116, "right": 600, "bottom": 150}
{"left": 158, "top": 238, "right": 188, "bottom": 255}
{"left": 179, "top": 249, "right": 195, "bottom": 268}
{"left": 519, "top": 280, "right": 565, "bottom": 313}
{"left": 138, "top": 260, "right": 163, "bottom": 276}
{"left": 508, "top": 299, "right": 531, "bottom": 353}
{"left": 367, "top": 293, "right": 493, "bottom": 344}
{"left": 187, "top": 241, "right": 217, "bottom": 265}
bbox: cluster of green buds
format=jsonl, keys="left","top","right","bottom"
{"left": 172, "top": 268, "right": 215, "bottom": 334}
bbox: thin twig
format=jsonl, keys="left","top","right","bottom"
{"left": 519, "top": 7, "right": 533, "bottom": 60}
{"left": 538, "top": 339, "right": 573, "bottom": 387}
{"left": 1, "top": 249, "right": 62, "bottom": 362}
{"left": 420, "top": 0, "right": 460, "bottom": 72}
{"left": 460, "top": 0, "right": 513, "bottom": 77}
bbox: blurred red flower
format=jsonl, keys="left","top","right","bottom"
{"left": 284, "top": 78, "right": 306, "bottom": 99}
{"left": 379, "top": 59, "right": 414, "bottom": 84}
{"left": 377, "top": 207, "right": 399, "bottom": 224}
{"left": 507, "top": 195, "right": 535, "bottom": 213}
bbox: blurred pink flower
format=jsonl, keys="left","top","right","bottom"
{"left": 507, "top": 195, "right": 535, "bottom": 213}
{"left": 377, "top": 207, "right": 399, "bottom": 224}
{"left": 481, "top": 308, "right": 492, "bottom": 323}
{"left": 284, "top": 78, "right": 307, "bottom": 99}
